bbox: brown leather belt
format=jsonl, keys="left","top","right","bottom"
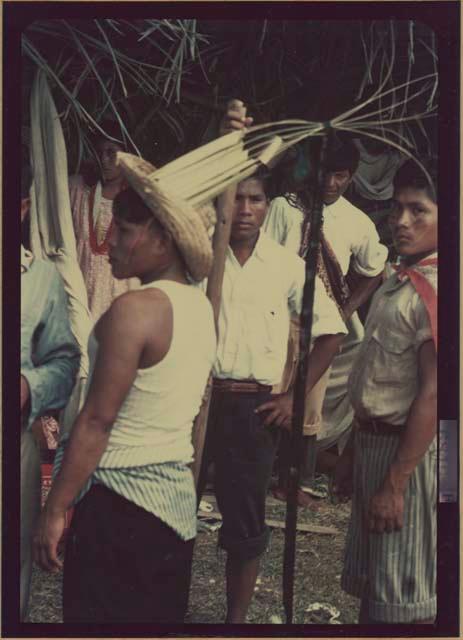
{"left": 355, "top": 416, "right": 405, "bottom": 436}
{"left": 212, "top": 378, "right": 272, "bottom": 394}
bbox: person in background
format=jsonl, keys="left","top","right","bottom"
{"left": 334, "top": 159, "right": 438, "bottom": 624}
{"left": 68, "top": 121, "right": 134, "bottom": 323}
{"left": 21, "top": 159, "right": 80, "bottom": 621}
{"left": 263, "top": 137, "right": 387, "bottom": 506}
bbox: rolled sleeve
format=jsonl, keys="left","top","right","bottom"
{"left": 287, "top": 255, "right": 305, "bottom": 316}
{"left": 22, "top": 355, "right": 79, "bottom": 429}
{"left": 264, "top": 197, "right": 303, "bottom": 254}
{"left": 288, "top": 259, "right": 347, "bottom": 338}
{"left": 351, "top": 216, "right": 388, "bottom": 278}
{"left": 23, "top": 271, "right": 80, "bottom": 429}
{"left": 311, "top": 277, "right": 348, "bottom": 339}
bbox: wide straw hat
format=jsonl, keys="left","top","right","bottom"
{"left": 116, "top": 152, "right": 215, "bottom": 281}
{"left": 116, "top": 119, "right": 326, "bottom": 278}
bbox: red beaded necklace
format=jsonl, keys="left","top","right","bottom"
{"left": 87, "top": 181, "right": 127, "bottom": 255}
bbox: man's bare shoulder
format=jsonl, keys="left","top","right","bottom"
{"left": 96, "top": 288, "right": 172, "bottom": 340}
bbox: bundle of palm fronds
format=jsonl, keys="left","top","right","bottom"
{"left": 152, "top": 121, "right": 324, "bottom": 206}
{"left": 22, "top": 18, "right": 438, "bottom": 177}
{"left": 151, "top": 67, "right": 438, "bottom": 211}
{"left": 22, "top": 19, "right": 216, "bottom": 166}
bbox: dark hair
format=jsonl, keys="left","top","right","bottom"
{"left": 323, "top": 136, "right": 360, "bottom": 176}
{"left": 82, "top": 120, "right": 127, "bottom": 186}
{"left": 393, "top": 159, "right": 437, "bottom": 203}
{"left": 113, "top": 186, "right": 164, "bottom": 230}
{"left": 241, "top": 167, "right": 273, "bottom": 200}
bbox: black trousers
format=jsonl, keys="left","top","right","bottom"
{"left": 198, "top": 388, "right": 280, "bottom": 561}
{"left": 63, "top": 484, "right": 194, "bottom": 623}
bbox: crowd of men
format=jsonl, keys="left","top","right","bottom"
{"left": 21, "top": 100, "right": 438, "bottom": 625}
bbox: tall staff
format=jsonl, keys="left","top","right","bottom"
{"left": 191, "top": 100, "right": 249, "bottom": 486}
{"left": 282, "top": 131, "right": 332, "bottom": 623}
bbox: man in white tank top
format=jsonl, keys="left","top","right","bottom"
{"left": 32, "top": 153, "right": 216, "bottom": 623}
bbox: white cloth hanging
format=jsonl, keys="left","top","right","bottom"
{"left": 29, "top": 70, "right": 93, "bottom": 438}
{"left": 352, "top": 138, "right": 406, "bottom": 201}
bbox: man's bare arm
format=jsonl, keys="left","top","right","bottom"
{"left": 33, "top": 291, "right": 171, "bottom": 570}
{"left": 368, "top": 339, "right": 437, "bottom": 533}
{"left": 255, "top": 333, "right": 344, "bottom": 428}
{"left": 343, "top": 272, "right": 382, "bottom": 320}
{"left": 384, "top": 339, "right": 437, "bottom": 489}
{"left": 304, "top": 333, "right": 344, "bottom": 392}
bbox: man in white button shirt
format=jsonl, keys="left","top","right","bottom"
{"left": 263, "top": 138, "right": 387, "bottom": 503}
{"left": 198, "top": 166, "right": 347, "bottom": 623}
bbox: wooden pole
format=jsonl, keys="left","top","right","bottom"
{"left": 191, "top": 101, "right": 247, "bottom": 487}
{"left": 282, "top": 131, "right": 332, "bottom": 623}
{"left": 191, "top": 187, "right": 238, "bottom": 486}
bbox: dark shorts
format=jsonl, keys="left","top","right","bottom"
{"left": 202, "top": 388, "right": 280, "bottom": 561}
{"left": 63, "top": 484, "right": 194, "bottom": 623}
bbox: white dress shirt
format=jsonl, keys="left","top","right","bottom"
{"left": 212, "top": 232, "right": 347, "bottom": 385}
{"left": 263, "top": 194, "right": 388, "bottom": 443}
{"left": 263, "top": 195, "right": 388, "bottom": 276}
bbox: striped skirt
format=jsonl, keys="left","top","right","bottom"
{"left": 341, "top": 430, "right": 437, "bottom": 623}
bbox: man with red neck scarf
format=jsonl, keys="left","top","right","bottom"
{"left": 334, "top": 159, "right": 438, "bottom": 624}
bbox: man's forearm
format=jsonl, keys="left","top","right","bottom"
{"left": 44, "top": 412, "right": 112, "bottom": 514}
{"left": 344, "top": 273, "right": 382, "bottom": 320}
{"left": 305, "top": 333, "right": 344, "bottom": 393}
{"left": 383, "top": 388, "right": 437, "bottom": 493}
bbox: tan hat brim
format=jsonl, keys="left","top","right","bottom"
{"left": 117, "top": 152, "right": 214, "bottom": 281}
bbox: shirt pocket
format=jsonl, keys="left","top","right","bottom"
{"left": 261, "top": 303, "right": 289, "bottom": 356}
{"left": 370, "top": 325, "right": 415, "bottom": 385}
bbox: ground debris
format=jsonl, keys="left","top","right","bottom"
{"left": 269, "top": 614, "right": 283, "bottom": 623}
{"left": 28, "top": 490, "right": 359, "bottom": 624}
{"left": 200, "top": 508, "right": 338, "bottom": 536}
{"left": 305, "top": 602, "right": 341, "bottom": 624}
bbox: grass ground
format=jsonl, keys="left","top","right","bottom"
{"left": 27, "top": 482, "right": 359, "bottom": 625}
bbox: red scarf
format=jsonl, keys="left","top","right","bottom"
{"left": 395, "top": 255, "right": 438, "bottom": 350}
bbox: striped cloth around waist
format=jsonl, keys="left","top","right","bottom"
{"left": 53, "top": 441, "right": 197, "bottom": 541}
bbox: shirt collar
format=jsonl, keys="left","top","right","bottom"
{"left": 253, "top": 231, "right": 274, "bottom": 262}
{"left": 21, "top": 245, "right": 34, "bottom": 273}
{"left": 403, "top": 251, "right": 438, "bottom": 266}
{"left": 323, "top": 197, "right": 345, "bottom": 219}
{"left": 376, "top": 270, "right": 406, "bottom": 297}
{"left": 227, "top": 230, "right": 273, "bottom": 265}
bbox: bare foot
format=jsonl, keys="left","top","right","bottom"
{"left": 271, "top": 486, "right": 320, "bottom": 511}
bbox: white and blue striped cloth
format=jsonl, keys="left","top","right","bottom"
{"left": 341, "top": 430, "right": 436, "bottom": 622}
{"left": 53, "top": 443, "right": 197, "bottom": 541}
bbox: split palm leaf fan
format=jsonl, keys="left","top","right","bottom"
{"left": 140, "top": 120, "right": 324, "bottom": 208}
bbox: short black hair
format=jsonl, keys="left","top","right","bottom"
{"left": 323, "top": 135, "right": 360, "bottom": 176}
{"left": 241, "top": 167, "right": 273, "bottom": 200}
{"left": 113, "top": 186, "right": 155, "bottom": 224}
{"left": 113, "top": 186, "right": 165, "bottom": 240}
{"left": 393, "top": 159, "right": 437, "bottom": 203}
